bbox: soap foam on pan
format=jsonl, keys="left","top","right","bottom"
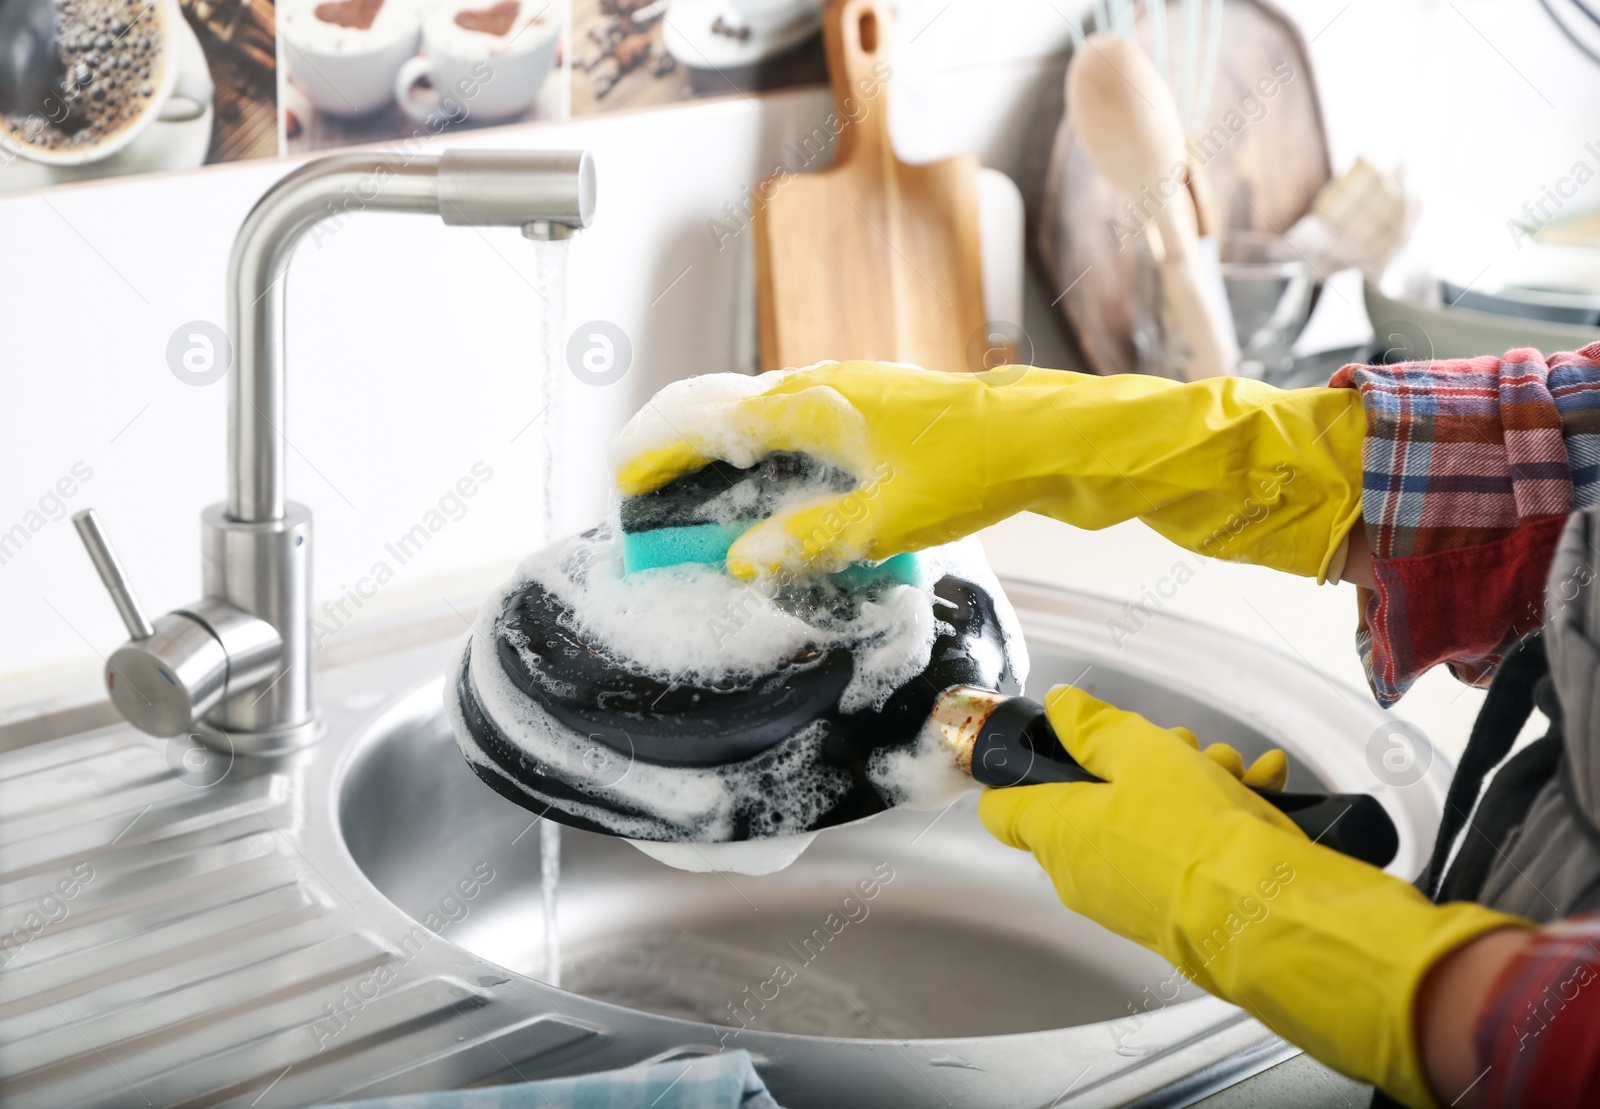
{"left": 627, "top": 834, "right": 819, "bottom": 876}
{"left": 455, "top": 527, "right": 880, "bottom": 852}
{"left": 450, "top": 530, "right": 1026, "bottom": 873}
{"left": 454, "top": 612, "right": 855, "bottom": 848}
{"left": 865, "top": 541, "right": 1030, "bottom": 813}
{"left": 532, "top": 525, "right": 941, "bottom": 715}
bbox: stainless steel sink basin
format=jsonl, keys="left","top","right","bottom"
{"left": 1, "top": 580, "right": 1443, "bottom": 1108}
{"left": 343, "top": 701, "right": 1199, "bottom": 1041}
{"left": 333, "top": 579, "right": 1445, "bottom": 1106}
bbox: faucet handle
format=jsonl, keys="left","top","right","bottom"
{"left": 72, "top": 509, "right": 156, "bottom": 639}
{"left": 72, "top": 508, "right": 284, "bottom": 739}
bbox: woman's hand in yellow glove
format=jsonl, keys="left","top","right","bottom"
{"left": 980, "top": 686, "right": 1527, "bottom": 1109}
{"left": 1175, "top": 730, "right": 1289, "bottom": 791}
{"left": 610, "top": 361, "right": 1365, "bottom": 582}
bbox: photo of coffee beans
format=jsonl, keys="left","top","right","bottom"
{"left": 1, "top": 0, "right": 168, "bottom": 152}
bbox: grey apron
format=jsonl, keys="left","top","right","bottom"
{"left": 1422, "top": 506, "right": 1600, "bottom": 921}
{"left": 1369, "top": 509, "right": 1600, "bottom": 1108}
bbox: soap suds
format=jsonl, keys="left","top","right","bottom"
{"left": 610, "top": 365, "right": 874, "bottom": 488}
{"left": 626, "top": 834, "right": 819, "bottom": 875}
{"left": 865, "top": 721, "right": 982, "bottom": 813}
{"left": 449, "top": 531, "right": 1025, "bottom": 874}
{"left": 522, "top": 525, "right": 942, "bottom": 715}
{"left": 862, "top": 539, "right": 1029, "bottom": 813}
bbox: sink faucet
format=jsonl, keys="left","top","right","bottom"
{"left": 74, "top": 150, "right": 596, "bottom": 752}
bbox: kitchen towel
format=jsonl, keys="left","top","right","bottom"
{"left": 321, "top": 1050, "right": 784, "bottom": 1109}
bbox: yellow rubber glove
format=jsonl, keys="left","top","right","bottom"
{"left": 612, "top": 362, "right": 1364, "bottom": 581}
{"left": 980, "top": 687, "right": 1529, "bottom": 1109}
{"left": 1198, "top": 740, "right": 1288, "bottom": 790}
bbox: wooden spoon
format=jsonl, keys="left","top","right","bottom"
{"left": 1068, "top": 33, "right": 1237, "bottom": 379}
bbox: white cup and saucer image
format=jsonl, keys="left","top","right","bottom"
{"left": 720, "top": 0, "right": 821, "bottom": 39}
{"left": 281, "top": 0, "right": 424, "bottom": 117}
{"left": 664, "top": 0, "right": 823, "bottom": 90}
{"left": 394, "top": 0, "right": 562, "bottom": 123}
{"left": 0, "top": 0, "right": 214, "bottom": 190}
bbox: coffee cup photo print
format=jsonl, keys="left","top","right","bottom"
{"left": 0, "top": 0, "right": 279, "bottom": 191}
{"left": 280, "top": 0, "right": 568, "bottom": 151}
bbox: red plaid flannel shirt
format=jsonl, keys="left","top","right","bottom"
{"left": 1472, "top": 917, "right": 1600, "bottom": 1106}
{"left": 1330, "top": 342, "right": 1600, "bottom": 706}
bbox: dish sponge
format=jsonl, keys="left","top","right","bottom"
{"left": 620, "top": 519, "right": 921, "bottom": 586}
{"left": 620, "top": 520, "right": 751, "bottom": 575}
{"left": 617, "top": 453, "right": 921, "bottom": 586}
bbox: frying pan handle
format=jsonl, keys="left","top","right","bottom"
{"left": 971, "top": 697, "right": 1399, "bottom": 869}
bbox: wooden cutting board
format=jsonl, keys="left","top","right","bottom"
{"left": 752, "top": 0, "right": 990, "bottom": 374}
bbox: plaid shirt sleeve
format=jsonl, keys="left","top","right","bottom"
{"left": 1329, "top": 342, "right": 1600, "bottom": 706}
{"left": 1472, "top": 917, "right": 1600, "bottom": 1107}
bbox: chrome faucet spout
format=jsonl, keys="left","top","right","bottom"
{"left": 77, "top": 150, "right": 595, "bottom": 752}
{"left": 228, "top": 150, "right": 596, "bottom": 524}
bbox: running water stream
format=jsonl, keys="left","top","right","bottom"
{"left": 532, "top": 238, "right": 571, "bottom": 546}
{"left": 540, "top": 819, "right": 561, "bottom": 987}
{"left": 530, "top": 239, "right": 571, "bottom": 989}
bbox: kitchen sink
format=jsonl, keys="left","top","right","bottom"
{"left": 332, "top": 578, "right": 1444, "bottom": 1106}
{"left": 343, "top": 692, "right": 1198, "bottom": 1041}
{"left": 0, "top": 579, "right": 1444, "bottom": 1108}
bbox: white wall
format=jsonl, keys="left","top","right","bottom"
{"left": 5, "top": 0, "right": 1600, "bottom": 727}
{"left": 0, "top": 96, "right": 838, "bottom": 712}
{"left": 1282, "top": 0, "right": 1600, "bottom": 275}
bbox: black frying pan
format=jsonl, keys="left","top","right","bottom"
{"left": 452, "top": 552, "right": 1397, "bottom": 867}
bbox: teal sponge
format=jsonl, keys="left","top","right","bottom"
{"left": 620, "top": 522, "right": 921, "bottom": 590}
{"left": 620, "top": 521, "right": 750, "bottom": 575}
{"left": 827, "top": 552, "right": 922, "bottom": 590}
